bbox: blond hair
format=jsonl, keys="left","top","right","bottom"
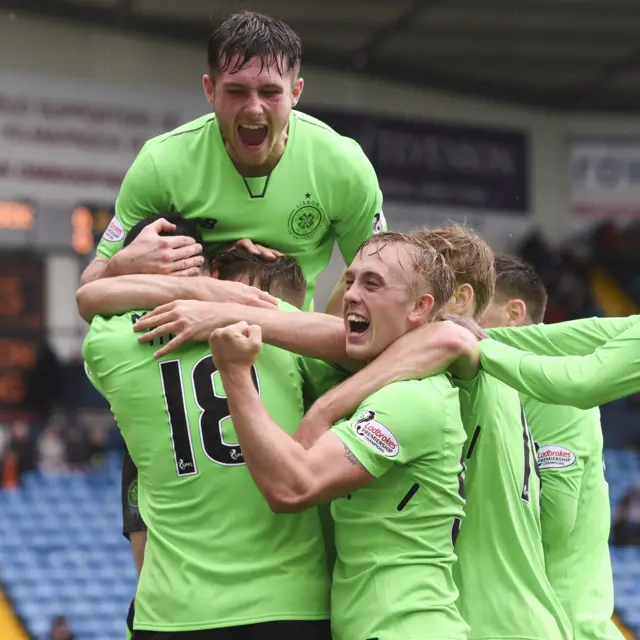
{"left": 415, "top": 223, "right": 495, "bottom": 320}
{"left": 358, "top": 232, "right": 456, "bottom": 317}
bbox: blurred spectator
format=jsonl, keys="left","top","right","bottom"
{"left": 9, "top": 420, "right": 36, "bottom": 479}
{"left": 516, "top": 230, "right": 603, "bottom": 323}
{"left": 25, "top": 341, "right": 64, "bottom": 428}
{"left": 0, "top": 423, "right": 9, "bottom": 461}
{"left": 65, "top": 425, "right": 92, "bottom": 472}
{"left": 89, "top": 427, "right": 108, "bottom": 468}
{"left": 49, "top": 614, "right": 75, "bottom": 640}
{"left": 38, "top": 427, "right": 66, "bottom": 475}
{"left": 612, "top": 480, "right": 640, "bottom": 546}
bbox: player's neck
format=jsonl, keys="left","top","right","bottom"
{"left": 228, "top": 125, "right": 289, "bottom": 178}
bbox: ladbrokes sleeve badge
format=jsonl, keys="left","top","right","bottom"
{"left": 352, "top": 410, "right": 399, "bottom": 458}
{"left": 102, "top": 215, "right": 126, "bottom": 242}
{"left": 537, "top": 444, "right": 576, "bottom": 470}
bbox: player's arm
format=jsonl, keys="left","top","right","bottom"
{"left": 540, "top": 472, "right": 582, "bottom": 550}
{"left": 81, "top": 146, "right": 166, "bottom": 284}
{"left": 294, "top": 322, "right": 478, "bottom": 448}
{"left": 480, "top": 321, "right": 640, "bottom": 408}
{"left": 134, "top": 299, "right": 351, "bottom": 365}
{"left": 76, "top": 275, "right": 277, "bottom": 323}
{"left": 220, "top": 361, "right": 375, "bottom": 512}
{"left": 326, "top": 140, "right": 385, "bottom": 315}
{"left": 526, "top": 404, "right": 586, "bottom": 548}
{"left": 486, "top": 315, "right": 639, "bottom": 356}
{"left": 212, "top": 324, "right": 430, "bottom": 512}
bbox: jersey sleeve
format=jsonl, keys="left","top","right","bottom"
{"left": 84, "top": 360, "right": 106, "bottom": 398}
{"left": 82, "top": 312, "right": 143, "bottom": 399}
{"left": 486, "top": 315, "right": 639, "bottom": 356}
{"left": 480, "top": 321, "right": 640, "bottom": 408}
{"left": 331, "top": 139, "right": 385, "bottom": 264}
{"left": 330, "top": 381, "right": 449, "bottom": 478}
{"left": 526, "top": 402, "right": 586, "bottom": 541}
{"left": 540, "top": 481, "right": 581, "bottom": 548}
{"left": 96, "top": 145, "right": 167, "bottom": 259}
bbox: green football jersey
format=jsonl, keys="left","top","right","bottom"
{"left": 480, "top": 318, "right": 640, "bottom": 409}
{"left": 452, "top": 372, "right": 571, "bottom": 640}
{"left": 486, "top": 316, "right": 639, "bottom": 356}
{"left": 330, "top": 376, "right": 469, "bottom": 640}
{"left": 485, "top": 319, "right": 628, "bottom": 640}
{"left": 83, "top": 311, "right": 329, "bottom": 632}
{"left": 522, "top": 398, "right": 622, "bottom": 640}
{"left": 96, "top": 111, "right": 385, "bottom": 310}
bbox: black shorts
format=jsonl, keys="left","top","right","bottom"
{"left": 132, "top": 620, "right": 331, "bottom": 640}
{"left": 122, "top": 446, "right": 147, "bottom": 538}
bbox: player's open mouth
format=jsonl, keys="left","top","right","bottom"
{"left": 237, "top": 124, "right": 268, "bottom": 148}
{"left": 347, "top": 313, "right": 370, "bottom": 336}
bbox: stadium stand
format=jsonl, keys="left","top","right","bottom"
{"left": 0, "top": 452, "right": 136, "bottom": 639}
{"left": 0, "top": 446, "right": 638, "bottom": 638}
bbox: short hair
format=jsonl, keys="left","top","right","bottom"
{"left": 211, "top": 246, "right": 306, "bottom": 307}
{"left": 124, "top": 214, "right": 205, "bottom": 249}
{"left": 415, "top": 223, "right": 495, "bottom": 320}
{"left": 493, "top": 253, "right": 548, "bottom": 324}
{"left": 207, "top": 11, "right": 302, "bottom": 77}
{"left": 358, "top": 231, "right": 456, "bottom": 317}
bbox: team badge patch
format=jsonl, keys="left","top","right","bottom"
{"left": 537, "top": 445, "right": 576, "bottom": 470}
{"left": 102, "top": 215, "right": 125, "bottom": 242}
{"left": 127, "top": 479, "right": 139, "bottom": 509}
{"left": 288, "top": 195, "right": 326, "bottom": 240}
{"left": 352, "top": 410, "right": 399, "bottom": 458}
{"left": 372, "top": 210, "right": 386, "bottom": 234}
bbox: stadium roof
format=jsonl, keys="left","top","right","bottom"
{"left": 5, "top": 0, "right": 640, "bottom": 113}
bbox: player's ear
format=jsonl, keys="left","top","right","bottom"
{"left": 203, "top": 74, "right": 215, "bottom": 106}
{"left": 410, "top": 293, "right": 435, "bottom": 325}
{"left": 507, "top": 299, "right": 527, "bottom": 327}
{"left": 450, "top": 283, "right": 474, "bottom": 317}
{"left": 291, "top": 77, "right": 304, "bottom": 107}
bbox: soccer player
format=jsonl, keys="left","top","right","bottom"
{"left": 80, "top": 11, "right": 385, "bottom": 312}
{"left": 300, "top": 225, "right": 572, "bottom": 640}
{"left": 84, "top": 215, "right": 302, "bottom": 639}
{"left": 207, "top": 232, "right": 469, "bottom": 640}
{"left": 83, "top": 228, "right": 334, "bottom": 638}
{"left": 416, "top": 225, "right": 572, "bottom": 640}
{"left": 480, "top": 254, "right": 623, "bottom": 640}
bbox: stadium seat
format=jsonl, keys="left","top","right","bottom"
{"left": 0, "top": 464, "right": 135, "bottom": 640}
{"left": 2, "top": 449, "right": 640, "bottom": 638}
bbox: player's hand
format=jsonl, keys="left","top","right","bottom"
{"left": 441, "top": 314, "right": 490, "bottom": 340}
{"left": 234, "top": 238, "right": 283, "bottom": 260}
{"left": 201, "top": 278, "right": 278, "bottom": 308}
{"left": 108, "top": 218, "right": 204, "bottom": 277}
{"left": 209, "top": 321, "right": 262, "bottom": 370}
{"left": 134, "top": 300, "right": 252, "bottom": 358}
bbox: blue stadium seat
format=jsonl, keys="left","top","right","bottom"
{"left": 2, "top": 448, "right": 636, "bottom": 639}
{"left": 0, "top": 468, "right": 136, "bottom": 639}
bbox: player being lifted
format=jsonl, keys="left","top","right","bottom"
{"left": 480, "top": 254, "right": 622, "bottom": 640}
{"left": 80, "top": 11, "right": 385, "bottom": 312}
{"left": 207, "top": 233, "right": 469, "bottom": 640}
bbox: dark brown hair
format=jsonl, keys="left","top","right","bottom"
{"left": 493, "top": 253, "right": 548, "bottom": 323}
{"left": 207, "top": 11, "right": 302, "bottom": 77}
{"left": 211, "top": 247, "right": 306, "bottom": 307}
